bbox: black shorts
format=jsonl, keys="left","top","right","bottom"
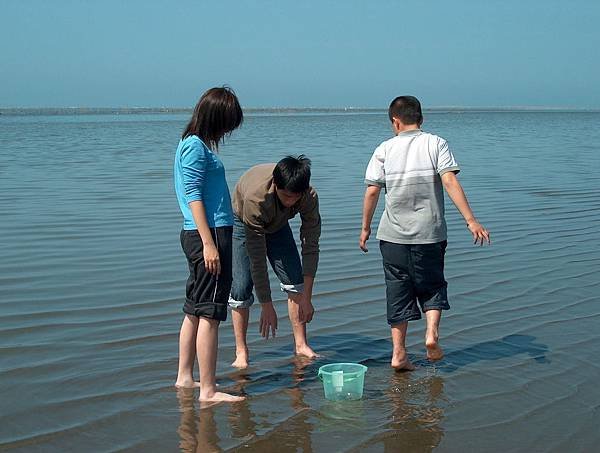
{"left": 180, "top": 227, "right": 233, "bottom": 321}
{"left": 380, "top": 240, "right": 450, "bottom": 325}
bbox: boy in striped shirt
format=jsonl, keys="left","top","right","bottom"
{"left": 360, "top": 96, "right": 490, "bottom": 370}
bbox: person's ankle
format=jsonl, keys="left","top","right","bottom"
{"left": 294, "top": 341, "right": 309, "bottom": 350}
{"left": 392, "top": 347, "right": 408, "bottom": 357}
{"left": 199, "top": 383, "right": 217, "bottom": 397}
{"left": 425, "top": 330, "right": 439, "bottom": 342}
{"left": 176, "top": 372, "right": 194, "bottom": 383}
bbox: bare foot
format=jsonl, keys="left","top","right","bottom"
{"left": 391, "top": 353, "right": 416, "bottom": 371}
{"left": 199, "top": 391, "right": 245, "bottom": 403}
{"left": 174, "top": 379, "right": 202, "bottom": 389}
{"left": 425, "top": 336, "right": 444, "bottom": 361}
{"left": 295, "top": 344, "right": 321, "bottom": 359}
{"left": 231, "top": 350, "right": 249, "bottom": 369}
{"left": 231, "top": 357, "right": 249, "bottom": 369}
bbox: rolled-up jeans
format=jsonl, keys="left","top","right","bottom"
{"left": 228, "top": 216, "right": 304, "bottom": 309}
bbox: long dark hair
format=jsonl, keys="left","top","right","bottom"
{"left": 182, "top": 86, "right": 243, "bottom": 150}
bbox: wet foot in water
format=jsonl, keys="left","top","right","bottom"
{"left": 295, "top": 344, "right": 321, "bottom": 359}
{"left": 231, "top": 349, "right": 249, "bottom": 369}
{"left": 391, "top": 351, "right": 415, "bottom": 371}
{"left": 425, "top": 333, "right": 444, "bottom": 361}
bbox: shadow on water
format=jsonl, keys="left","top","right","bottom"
{"left": 217, "top": 333, "right": 389, "bottom": 395}
{"left": 217, "top": 333, "right": 548, "bottom": 405}
{"left": 421, "top": 334, "right": 550, "bottom": 373}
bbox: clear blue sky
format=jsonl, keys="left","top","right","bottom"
{"left": 2, "top": 0, "right": 599, "bottom": 108}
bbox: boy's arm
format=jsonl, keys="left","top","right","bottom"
{"left": 297, "top": 190, "right": 321, "bottom": 323}
{"left": 359, "top": 185, "right": 382, "bottom": 252}
{"left": 299, "top": 189, "right": 321, "bottom": 281}
{"left": 441, "top": 171, "right": 491, "bottom": 245}
{"left": 242, "top": 211, "right": 272, "bottom": 304}
{"left": 244, "top": 222, "right": 279, "bottom": 339}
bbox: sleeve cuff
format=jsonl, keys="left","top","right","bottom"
{"left": 438, "top": 166, "right": 460, "bottom": 176}
{"left": 365, "top": 179, "right": 385, "bottom": 187}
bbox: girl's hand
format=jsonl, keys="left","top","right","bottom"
{"left": 203, "top": 242, "right": 221, "bottom": 275}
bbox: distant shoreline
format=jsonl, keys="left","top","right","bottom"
{"left": 1, "top": 106, "right": 598, "bottom": 116}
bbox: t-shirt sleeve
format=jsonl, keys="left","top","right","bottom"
{"left": 364, "top": 143, "right": 386, "bottom": 187}
{"left": 180, "top": 140, "right": 207, "bottom": 203}
{"left": 437, "top": 138, "right": 460, "bottom": 175}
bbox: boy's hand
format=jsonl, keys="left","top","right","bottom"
{"left": 468, "top": 221, "right": 491, "bottom": 246}
{"left": 203, "top": 242, "right": 221, "bottom": 275}
{"left": 359, "top": 228, "right": 371, "bottom": 252}
{"left": 259, "top": 301, "right": 278, "bottom": 339}
{"left": 298, "top": 296, "right": 315, "bottom": 324}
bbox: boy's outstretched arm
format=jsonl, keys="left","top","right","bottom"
{"left": 360, "top": 185, "right": 382, "bottom": 252}
{"left": 441, "top": 172, "right": 491, "bottom": 245}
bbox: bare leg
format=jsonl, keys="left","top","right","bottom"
{"left": 288, "top": 294, "right": 319, "bottom": 358}
{"left": 425, "top": 309, "right": 444, "bottom": 360}
{"left": 175, "top": 314, "right": 202, "bottom": 388}
{"left": 391, "top": 321, "right": 415, "bottom": 371}
{"left": 231, "top": 308, "right": 250, "bottom": 368}
{"left": 197, "top": 316, "right": 245, "bottom": 402}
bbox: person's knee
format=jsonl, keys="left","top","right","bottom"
{"left": 199, "top": 316, "right": 220, "bottom": 327}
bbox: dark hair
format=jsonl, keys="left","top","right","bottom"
{"left": 182, "top": 86, "right": 243, "bottom": 149}
{"left": 388, "top": 96, "right": 423, "bottom": 125}
{"left": 273, "top": 155, "right": 312, "bottom": 193}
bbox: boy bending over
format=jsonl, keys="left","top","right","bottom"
{"left": 229, "top": 156, "right": 321, "bottom": 368}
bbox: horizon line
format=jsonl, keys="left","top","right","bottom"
{"left": 1, "top": 105, "right": 599, "bottom": 116}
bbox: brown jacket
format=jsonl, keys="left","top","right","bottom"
{"left": 232, "top": 163, "right": 321, "bottom": 303}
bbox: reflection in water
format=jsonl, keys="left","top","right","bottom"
{"left": 382, "top": 372, "right": 445, "bottom": 452}
{"left": 228, "top": 373, "right": 257, "bottom": 441}
{"left": 176, "top": 389, "right": 222, "bottom": 453}
{"left": 229, "top": 357, "right": 316, "bottom": 452}
{"left": 177, "top": 382, "right": 259, "bottom": 452}
{"left": 347, "top": 371, "right": 446, "bottom": 452}
{"left": 176, "top": 357, "right": 319, "bottom": 452}
{"left": 173, "top": 334, "right": 547, "bottom": 451}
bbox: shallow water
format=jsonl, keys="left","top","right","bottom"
{"left": 1, "top": 111, "right": 599, "bottom": 452}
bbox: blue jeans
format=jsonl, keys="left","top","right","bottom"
{"left": 228, "top": 216, "right": 304, "bottom": 309}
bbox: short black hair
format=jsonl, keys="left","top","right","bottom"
{"left": 182, "top": 86, "right": 243, "bottom": 150}
{"left": 273, "top": 155, "right": 311, "bottom": 193}
{"left": 388, "top": 96, "right": 423, "bottom": 125}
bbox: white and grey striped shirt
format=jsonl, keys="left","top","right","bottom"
{"left": 365, "top": 129, "right": 460, "bottom": 244}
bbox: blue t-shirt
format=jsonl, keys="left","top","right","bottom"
{"left": 174, "top": 135, "right": 234, "bottom": 229}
